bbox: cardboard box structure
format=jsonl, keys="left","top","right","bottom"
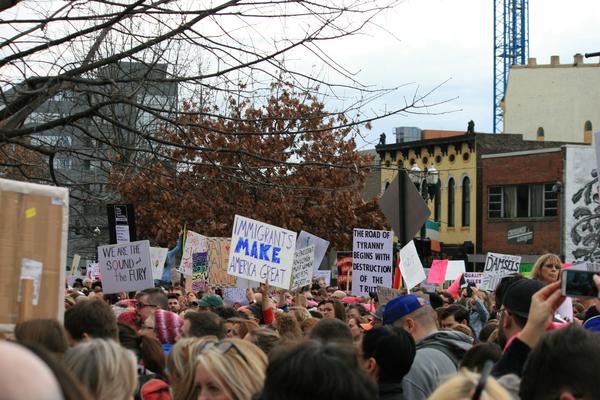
{"left": 0, "top": 178, "right": 69, "bottom": 331}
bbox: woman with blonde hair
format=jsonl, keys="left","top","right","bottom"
{"left": 531, "top": 253, "right": 572, "bottom": 321}
{"left": 195, "top": 338, "right": 267, "bottom": 400}
{"left": 428, "top": 365, "right": 511, "bottom": 400}
{"left": 64, "top": 339, "right": 137, "bottom": 400}
{"left": 531, "top": 253, "right": 562, "bottom": 285}
{"left": 158, "top": 337, "right": 215, "bottom": 400}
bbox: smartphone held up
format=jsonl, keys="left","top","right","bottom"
{"left": 561, "top": 268, "right": 600, "bottom": 299}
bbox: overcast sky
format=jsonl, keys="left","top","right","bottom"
{"left": 322, "top": 0, "right": 600, "bottom": 150}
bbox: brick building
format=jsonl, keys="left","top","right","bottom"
{"left": 481, "top": 148, "right": 563, "bottom": 257}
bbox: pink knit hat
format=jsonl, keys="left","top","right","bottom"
{"left": 153, "top": 309, "right": 183, "bottom": 344}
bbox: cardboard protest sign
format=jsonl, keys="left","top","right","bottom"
{"left": 352, "top": 229, "right": 393, "bottom": 297}
{"left": 0, "top": 178, "right": 69, "bottom": 331}
{"left": 70, "top": 254, "right": 81, "bottom": 276}
{"left": 464, "top": 272, "right": 484, "bottom": 286}
{"left": 446, "top": 260, "right": 466, "bottom": 281}
{"left": 399, "top": 241, "right": 426, "bottom": 290}
{"left": 98, "top": 240, "right": 153, "bottom": 294}
{"left": 296, "top": 231, "right": 329, "bottom": 273}
{"left": 290, "top": 245, "right": 315, "bottom": 290}
{"left": 150, "top": 247, "right": 168, "bottom": 280}
{"left": 207, "top": 238, "right": 236, "bottom": 287}
{"left": 314, "top": 270, "right": 331, "bottom": 287}
{"left": 223, "top": 288, "right": 248, "bottom": 305}
{"left": 480, "top": 252, "right": 521, "bottom": 291}
{"left": 377, "top": 286, "right": 400, "bottom": 306}
{"left": 427, "top": 260, "right": 448, "bottom": 284}
{"left": 178, "top": 231, "right": 207, "bottom": 277}
{"left": 227, "top": 215, "right": 297, "bottom": 290}
{"left": 336, "top": 251, "right": 353, "bottom": 290}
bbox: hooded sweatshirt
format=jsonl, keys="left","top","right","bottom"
{"left": 402, "top": 330, "right": 473, "bottom": 400}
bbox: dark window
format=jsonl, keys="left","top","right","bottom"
{"left": 585, "top": 120, "right": 592, "bottom": 131}
{"left": 462, "top": 177, "right": 471, "bottom": 226}
{"left": 537, "top": 127, "right": 545, "bottom": 138}
{"left": 488, "top": 183, "right": 556, "bottom": 219}
{"left": 448, "top": 178, "right": 455, "bottom": 227}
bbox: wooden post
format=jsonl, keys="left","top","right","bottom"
{"left": 346, "top": 269, "right": 351, "bottom": 292}
{"left": 18, "top": 278, "right": 34, "bottom": 323}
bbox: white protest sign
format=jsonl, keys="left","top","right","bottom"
{"left": 480, "top": 252, "right": 521, "bottom": 291}
{"left": 86, "top": 262, "right": 100, "bottom": 281}
{"left": 19, "top": 258, "right": 43, "bottom": 305}
{"left": 150, "top": 247, "right": 168, "bottom": 280}
{"left": 314, "top": 270, "right": 331, "bottom": 287}
{"left": 464, "top": 272, "right": 484, "bottom": 286}
{"left": 178, "top": 231, "right": 207, "bottom": 277}
{"left": 399, "top": 240, "right": 426, "bottom": 291}
{"left": 70, "top": 254, "right": 81, "bottom": 276}
{"left": 98, "top": 240, "right": 153, "bottom": 294}
{"left": 351, "top": 228, "right": 393, "bottom": 297}
{"left": 227, "top": 215, "right": 297, "bottom": 290}
{"left": 296, "top": 231, "right": 329, "bottom": 273}
{"left": 445, "top": 260, "right": 466, "bottom": 281}
{"left": 223, "top": 288, "right": 249, "bottom": 305}
{"left": 290, "top": 245, "right": 315, "bottom": 290}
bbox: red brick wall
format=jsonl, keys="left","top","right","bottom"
{"left": 482, "top": 150, "right": 563, "bottom": 255}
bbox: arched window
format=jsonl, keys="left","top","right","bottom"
{"left": 585, "top": 120, "right": 592, "bottom": 131}
{"left": 462, "top": 177, "right": 471, "bottom": 227}
{"left": 448, "top": 178, "right": 455, "bottom": 227}
{"left": 434, "top": 182, "right": 441, "bottom": 222}
{"left": 536, "top": 127, "right": 544, "bottom": 138}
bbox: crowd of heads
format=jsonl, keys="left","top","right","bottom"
{"left": 3, "top": 252, "right": 600, "bottom": 400}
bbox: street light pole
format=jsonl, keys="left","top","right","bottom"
{"left": 408, "top": 164, "right": 440, "bottom": 261}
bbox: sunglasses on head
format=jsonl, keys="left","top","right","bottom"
{"left": 199, "top": 340, "right": 249, "bottom": 364}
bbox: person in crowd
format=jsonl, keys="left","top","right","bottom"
{"left": 300, "top": 317, "right": 319, "bottom": 337}
{"left": 14, "top": 318, "right": 69, "bottom": 358}
{"left": 428, "top": 368, "right": 511, "bottom": 400}
{"left": 0, "top": 341, "right": 66, "bottom": 400}
{"left": 23, "top": 343, "right": 94, "bottom": 400}
{"left": 259, "top": 340, "right": 376, "bottom": 400}
{"left": 519, "top": 325, "right": 600, "bottom": 400}
{"left": 117, "top": 322, "right": 166, "bottom": 393}
{"left": 167, "top": 294, "right": 181, "bottom": 314}
{"left": 64, "top": 298, "right": 118, "bottom": 344}
{"left": 118, "top": 288, "right": 183, "bottom": 345}
{"left": 244, "top": 327, "right": 281, "bottom": 355}
{"left": 64, "top": 339, "right": 138, "bottom": 400}
{"left": 347, "top": 303, "right": 368, "bottom": 321}
{"left": 492, "top": 280, "right": 565, "bottom": 378}
{"left": 478, "top": 320, "right": 498, "bottom": 343}
{"left": 440, "top": 304, "right": 470, "bottom": 329}
{"left": 195, "top": 339, "right": 267, "bottom": 400}
{"left": 496, "top": 279, "right": 545, "bottom": 351}
{"left": 310, "top": 317, "right": 354, "bottom": 345}
{"left": 274, "top": 311, "right": 303, "bottom": 342}
{"left": 226, "top": 317, "right": 259, "bottom": 339}
{"left": 439, "top": 291, "right": 455, "bottom": 307}
{"left": 182, "top": 310, "right": 226, "bottom": 339}
{"left": 288, "top": 306, "right": 311, "bottom": 323}
{"left": 383, "top": 294, "right": 473, "bottom": 400}
{"left": 360, "top": 326, "right": 416, "bottom": 400}
{"left": 531, "top": 253, "right": 573, "bottom": 321}
{"left": 460, "top": 343, "right": 502, "bottom": 373}
{"left": 452, "top": 323, "right": 475, "bottom": 340}
{"left": 348, "top": 316, "right": 370, "bottom": 344}
{"left": 149, "top": 337, "right": 213, "bottom": 400}
{"left": 196, "top": 293, "right": 224, "bottom": 312}
{"left": 317, "top": 299, "right": 346, "bottom": 321}
{"left": 459, "top": 286, "right": 490, "bottom": 338}
{"left": 492, "top": 274, "right": 525, "bottom": 320}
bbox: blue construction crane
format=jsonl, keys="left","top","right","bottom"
{"left": 493, "top": 0, "right": 529, "bottom": 133}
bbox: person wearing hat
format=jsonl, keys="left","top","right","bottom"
{"left": 496, "top": 278, "right": 545, "bottom": 351}
{"left": 383, "top": 294, "right": 472, "bottom": 400}
{"left": 197, "top": 293, "right": 224, "bottom": 311}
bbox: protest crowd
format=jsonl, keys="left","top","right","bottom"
{"left": 3, "top": 244, "right": 600, "bottom": 400}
